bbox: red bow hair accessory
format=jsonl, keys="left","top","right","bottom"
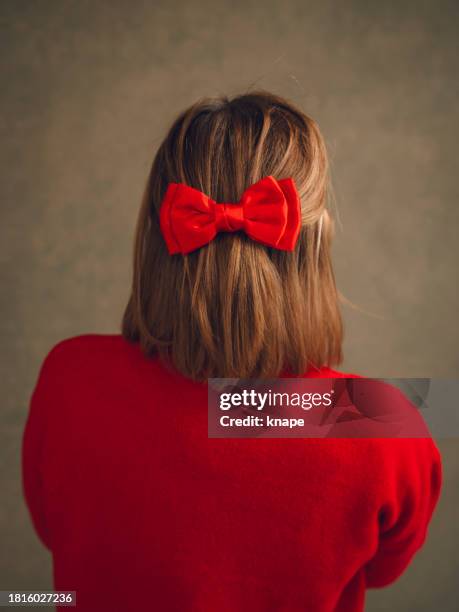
{"left": 159, "top": 176, "right": 301, "bottom": 255}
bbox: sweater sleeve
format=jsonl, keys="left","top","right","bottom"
{"left": 365, "top": 438, "right": 442, "bottom": 588}
{"left": 22, "top": 345, "right": 62, "bottom": 551}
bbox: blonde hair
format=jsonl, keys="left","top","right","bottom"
{"left": 122, "top": 91, "right": 343, "bottom": 380}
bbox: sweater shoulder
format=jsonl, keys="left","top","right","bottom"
{"left": 36, "top": 334, "right": 142, "bottom": 381}
{"left": 305, "top": 365, "right": 362, "bottom": 378}
{"left": 45, "top": 333, "right": 130, "bottom": 358}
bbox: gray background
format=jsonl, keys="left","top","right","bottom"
{"left": 1, "top": 0, "right": 458, "bottom": 610}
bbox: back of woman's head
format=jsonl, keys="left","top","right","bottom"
{"left": 122, "top": 91, "right": 343, "bottom": 380}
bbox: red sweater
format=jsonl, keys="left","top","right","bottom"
{"left": 22, "top": 334, "right": 442, "bottom": 612}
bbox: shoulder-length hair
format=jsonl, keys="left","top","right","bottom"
{"left": 122, "top": 91, "right": 343, "bottom": 380}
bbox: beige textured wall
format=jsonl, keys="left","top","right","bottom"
{"left": 1, "top": 1, "right": 458, "bottom": 609}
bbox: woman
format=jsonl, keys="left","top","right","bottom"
{"left": 23, "top": 91, "right": 441, "bottom": 611}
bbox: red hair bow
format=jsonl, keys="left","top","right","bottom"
{"left": 159, "top": 176, "right": 301, "bottom": 255}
